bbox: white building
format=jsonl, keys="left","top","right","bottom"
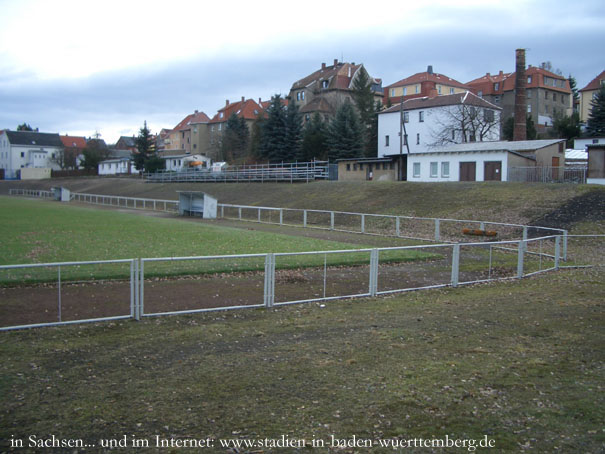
{"left": 0, "top": 130, "right": 64, "bottom": 179}
{"left": 378, "top": 91, "right": 502, "bottom": 158}
{"left": 160, "top": 154, "right": 211, "bottom": 171}
{"left": 405, "top": 140, "right": 565, "bottom": 182}
{"left": 98, "top": 158, "right": 135, "bottom": 175}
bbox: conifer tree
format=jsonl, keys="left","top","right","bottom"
{"left": 327, "top": 101, "right": 364, "bottom": 160}
{"left": 259, "top": 95, "right": 288, "bottom": 162}
{"left": 352, "top": 67, "right": 377, "bottom": 156}
{"left": 586, "top": 86, "right": 605, "bottom": 137}
{"left": 301, "top": 113, "right": 329, "bottom": 161}
{"left": 133, "top": 121, "right": 153, "bottom": 171}
{"left": 221, "top": 113, "right": 249, "bottom": 162}
{"left": 284, "top": 101, "right": 303, "bottom": 161}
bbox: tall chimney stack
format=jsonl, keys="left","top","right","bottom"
{"left": 513, "top": 49, "right": 527, "bottom": 141}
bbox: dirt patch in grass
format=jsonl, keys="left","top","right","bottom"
{"left": 530, "top": 189, "right": 605, "bottom": 231}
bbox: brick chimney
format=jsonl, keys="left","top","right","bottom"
{"left": 241, "top": 96, "right": 245, "bottom": 102}
{"left": 226, "top": 99, "right": 230, "bottom": 106}
{"left": 334, "top": 59, "right": 338, "bottom": 66}
{"left": 513, "top": 49, "right": 527, "bottom": 141}
{"left": 321, "top": 62, "right": 326, "bottom": 70}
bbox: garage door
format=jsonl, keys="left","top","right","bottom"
{"left": 484, "top": 161, "right": 502, "bottom": 181}
{"left": 459, "top": 162, "right": 476, "bottom": 181}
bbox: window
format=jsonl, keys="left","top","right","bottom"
{"left": 219, "top": 112, "right": 224, "bottom": 119}
{"left": 403, "top": 112, "right": 409, "bottom": 123}
{"left": 21, "top": 152, "right": 25, "bottom": 158}
{"left": 182, "top": 131, "right": 185, "bottom": 138}
{"left": 403, "top": 134, "right": 408, "bottom": 146}
{"left": 218, "top": 124, "right": 222, "bottom": 131}
{"left": 478, "top": 90, "right": 483, "bottom": 98}
{"left": 452, "top": 130, "right": 456, "bottom": 140}
{"left": 527, "top": 90, "right": 532, "bottom": 99}
{"left": 593, "top": 139, "right": 599, "bottom": 144}
{"left": 441, "top": 162, "right": 450, "bottom": 177}
{"left": 437, "top": 85, "right": 442, "bottom": 95}
{"left": 527, "top": 104, "right": 532, "bottom": 113}
{"left": 301, "top": 91, "right": 305, "bottom": 100}
{"left": 322, "top": 80, "right": 329, "bottom": 88}
{"left": 545, "top": 91, "right": 549, "bottom": 100}
{"left": 419, "top": 111, "right": 424, "bottom": 122}
{"left": 390, "top": 88, "right": 395, "bottom": 97}
{"left": 359, "top": 163, "right": 363, "bottom": 170}
{"left": 527, "top": 75, "right": 532, "bottom": 84}
{"left": 416, "top": 133, "right": 420, "bottom": 145}
{"left": 346, "top": 163, "right": 351, "bottom": 171}
{"left": 430, "top": 162, "right": 438, "bottom": 178}
{"left": 353, "top": 164, "right": 358, "bottom": 171}
{"left": 297, "top": 92, "right": 301, "bottom": 101}
{"left": 415, "top": 85, "right": 419, "bottom": 94}
{"left": 383, "top": 162, "right": 388, "bottom": 170}
{"left": 494, "top": 82, "right": 499, "bottom": 91}
{"left": 552, "top": 93, "right": 557, "bottom": 102}
{"left": 450, "top": 87, "right": 455, "bottom": 94}
{"left": 193, "top": 144, "right": 197, "bottom": 149}
{"left": 413, "top": 162, "right": 420, "bottom": 178}
{"left": 484, "top": 109, "right": 494, "bottom": 122}
{"left": 211, "top": 125, "right": 214, "bottom": 131}
{"left": 385, "top": 135, "right": 390, "bottom": 147}
{"left": 403, "top": 87, "right": 407, "bottom": 95}
{"left": 305, "top": 114, "right": 310, "bottom": 121}
{"left": 494, "top": 96, "right": 500, "bottom": 104}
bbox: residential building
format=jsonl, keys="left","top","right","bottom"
{"left": 384, "top": 66, "right": 469, "bottom": 106}
{"left": 0, "top": 130, "right": 64, "bottom": 179}
{"left": 166, "top": 114, "right": 195, "bottom": 153}
{"left": 59, "top": 134, "right": 87, "bottom": 169}
{"left": 189, "top": 111, "right": 211, "bottom": 156}
{"left": 115, "top": 136, "right": 137, "bottom": 152}
{"left": 289, "top": 59, "right": 383, "bottom": 122}
{"left": 208, "top": 97, "right": 263, "bottom": 160}
{"left": 405, "top": 139, "right": 565, "bottom": 182}
{"left": 377, "top": 91, "right": 502, "bottom": 159}
{"left": 467, "top": 66, "right": 572, "bottom": 132}
{"left": 578, "top": 70, "right": 605, "bottom": 123}
{"left": 156, "top": 128, "right": 172, "bottom": 151}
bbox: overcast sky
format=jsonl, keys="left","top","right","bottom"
{"left": 1, "top": 0, "right": 604, "bottom": 144}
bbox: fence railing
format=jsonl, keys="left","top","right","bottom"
{"left": 217, "top": 203, "right": 568, "bottom": 247}
{"left": 2, "top": 235, "right": 603, "bottom": 331}
{"left": 70, "top": 192, "right": 179, "bottom": 212}
{"left": 0, "top": 259, "right": 138, "bottom": 331}
{"left": 145, "top": 161, "right": 330, "bottom": 183}
{"left": 508, "top": 166, "right": 587, "bottom": 184}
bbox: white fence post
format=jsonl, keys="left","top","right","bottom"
{"left": 330, "top": 212, "right": 334, "bottom": 230}
{"left": 396, "top": 217, "right": 400, "bottom": 237}
{"left": 517, "top": 240, "right": 526, "bottom": 278}
{"left": 369, "top": 249, "right": 379, "bottom": 297}
{"left": 554, "top": 236, "right": 561, "bottom": 270}
{"left": 451, "top": 244, "right": 460, "bottom": 287}
{"left": 562, "top": 230, "right": 568, "bottom": 261}
{"left": 361, "top": 214, "right": 365, "bottom": 234}
{"left": 303, "top": 210, "right": 307, "bottom": 228}
{"left": 138, "top": 260, "right": 144, "bottom": 319}
{"left": 435, "top": 219, "right": 441, "bottom": 242}
{"left": 264, "top": 254, "right": 275, "bottom": 308}
{"left": 279, "top": 209, "right": 283, "bottom": 225}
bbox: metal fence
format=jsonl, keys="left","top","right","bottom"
{"left": 71, "top": 192, "right": 179, "bottom": 212}
{"left": 508, "top": 166, "right": 587, "bottom": 183}
{"left": 217, "top": 203, "right": 568, "bottom": 245}
{"left": 145, "top": 161, "right": 330, "bottom": 183}
{"left": 3, "top": 235, "right": 604, "bottom": 331}
{"left": 0, "top": 259, "right": 138, "bottom": 331}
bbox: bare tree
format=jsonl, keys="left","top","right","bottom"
{"left": 429, "top": 102, "right": 500, "bottom": 147}
{"left": 50, "top": 147, "right": 79, "bottom": 170}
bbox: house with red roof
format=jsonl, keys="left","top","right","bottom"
{"left": 467, "top": 66, "right": 572, "bottom": 132}
{"left": 579, "top": 70, "right": 605, "bottom": 123}
{"left": 208, "top": 97, "right": 263, "bottom": 160}
{"left": 166, "top": 113, "right": 195, "bottom": 153}
{"left": 289, "top": 59, "right": 383, "bottom": 122}
{"left": 384, "top": 66, "right": 469, "bottom": 106}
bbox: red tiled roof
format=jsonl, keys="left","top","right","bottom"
{"left": 386, "top": 71, "right": 469, "bottom": 90}
{"left": 189, "top": 111, "right": 210, "bottom": 124}
{"left": 579, "top": 70, "right": 605, "bottom": 92}
{"left": 381, "top": 91, "right": 501, "bottom": 114}
{"left": 172, "top": 114, "right": 195, "bottom": 131}
{"left": 60, "top": 135, "right": 87, "bottom": 149}
{"left": 209, "top": 98, "right": 263, "bottom": 124}
{"left": 291, "top": 61, "right": 379, "bottom": 92}
{"left": 300, "top": 97, "right": 335, "bottom": 114}
{"left": 467, "top": 66, "right": 571, "bottom": 95}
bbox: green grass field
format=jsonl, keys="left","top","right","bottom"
{"left": 0, "top": 187, "right": 603, "bottom": 453}
{"left": 0, "top": 197, "right": 436, "bottom": 283}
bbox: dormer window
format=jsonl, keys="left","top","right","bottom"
{"left": 527, "top": 75, "right": 532, "bottom": 84}
{"left": 219, "top": 112, "right": 224, "bottom": 119}
{"left": 322, "top": 80, "right": 329, "bottom": 89}
{"left": 494, "top": 82, "right": 499, "bottom": 91}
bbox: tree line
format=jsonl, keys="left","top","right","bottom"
{"left": 217, "top": 68, "right": 381, "bottom": 163}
